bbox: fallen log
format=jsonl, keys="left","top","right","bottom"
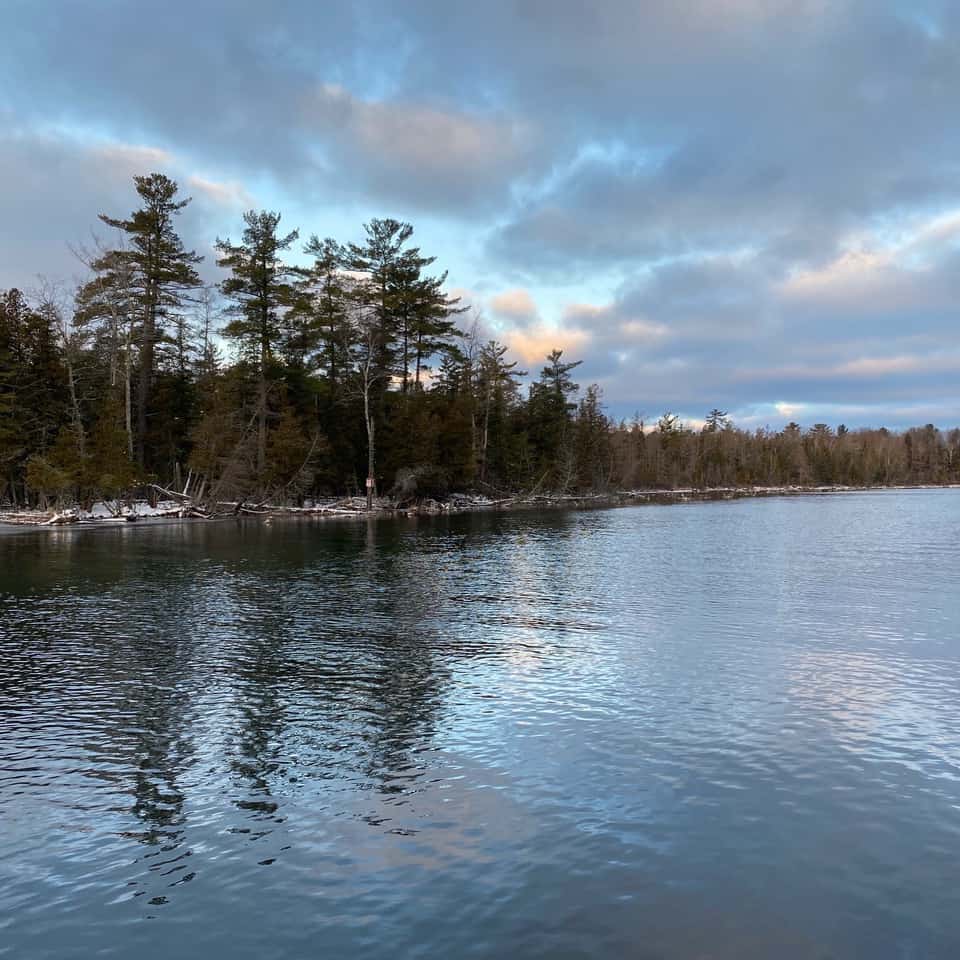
{"left": 148, "top": 483, "right": 194, "bottom": 503}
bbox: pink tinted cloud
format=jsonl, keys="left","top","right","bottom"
{"left": 490, "top": 287, "right": 539, "bottom": 323}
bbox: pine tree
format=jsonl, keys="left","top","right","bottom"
{"left": 87, "top": 174, "right": 203, "bottom": 470}
{"left": 527, "top": 349, "right": 582, "bottom": 488}
{"left": 346, "top": 293, "right": 388, "bottom": 504}
{"left": 409, "top": 269, "right": 466, "bottom": 390}
{"left": 344, "top": 219, "right": 421, "bottom": 502}
{"left": 263, "top": 402, "right": 326, "bottom": 502}
{"left": 346, "top": 218, "right": 414, "bottom": 384}
{"left": 74, "top": 244, "right": 138, "bottom": 457}
{"left": 188, "top": 365, "right": 257, "bottom": 505}
{"left": 296, "top": 237, "right": 355, "bottom": 391}
{"left": 0, "top": 290, "right": 27, "bottom": 502}
{"left": 575, "top": 384, "right": 611, "bottom": 490}
{"left": 216, "top": 210, "right": 300, "bottom": 479}
{"left": 477, "top": 340, "right": 525, "bottom": 483}
{"left": 19, "top": 296, "right": 69, "bottom": 458}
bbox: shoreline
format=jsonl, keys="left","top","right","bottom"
{"left": 1, "top": 483, "right": 958, "bottom": 529}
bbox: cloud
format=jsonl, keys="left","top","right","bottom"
{"left": 0, "top": 130, "right": 173, "bottom": 287}
{"left": 735, "top": 351, "right": 960, "bottom": 384}
{"left": 0, "top": 129, "right": 252, "bottom": 289}
{"left": 838, "top": 356, "right": 925, "bottom": 377}
{"left": 502, "top": 324, "right": 591, "bottom": 367}
{"left": 185, "top": 175, "right": 256, "bottom": 210}
{"left": 779, "top": 208, "right": 960, "bottom": 314}
{"left": 539, "top": 234, "right": 960, "bottom": 426}
{"left": 489, "top": 288, "right": 539, "bottom": 325}
{"left": 1, "top": 3, "right": 546, "bottom": 216}
{"left": 302, "top": 84, "right": 540, "bottom": 210}
{"left": 4, "top": 1, "right": 960, "bottom": 427}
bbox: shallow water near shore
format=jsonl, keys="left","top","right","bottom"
{"left": 2, "top": 489, "right": 959, "bottom": 958}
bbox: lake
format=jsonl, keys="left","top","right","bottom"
{"left": 1, "top": 490, "right": 959, "bottom": 959}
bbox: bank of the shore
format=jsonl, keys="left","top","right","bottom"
{"left": 1, "top": 483, "right": 957, "bottom": 529}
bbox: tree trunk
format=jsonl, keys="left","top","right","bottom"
{"left": 258, "top": 317, "right": 269, "bottom": 479}
{"left": 364, "top": 376, "right": 376, "bottom": 509}
{"left": 258, "top": 370, "right": 267, "bottom": 479}
{"left": 137, "top": 302, "right": 154, "bottom": 468}
{"left": 124, "top": 331, "right": 134, "bottom": 458}
{"left": 479, "top": 379, "right": 493, "bottom": 482}
{"left": 108, "top": 303, "right": 119, "bottom": 389}
{"left": 63, "top": 342, "right": 86, "bottom": 459}
{"left": 482, "top": 411, "right": 490, "bottom": 481}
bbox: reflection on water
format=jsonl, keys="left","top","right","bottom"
{"left": 1, "top": 491, "right": 960, "bottom": 958}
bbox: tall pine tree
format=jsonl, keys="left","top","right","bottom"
{"left": 85, "top": 174, "right": 202, "bottom": 470}
{"left": 216, "top": 210, "right": 300, "bottom": 478}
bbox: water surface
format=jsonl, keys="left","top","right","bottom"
{"left": 2, "top": 491, "right": 959, "bottom": 958}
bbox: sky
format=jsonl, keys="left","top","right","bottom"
{"left": 3, "top": 0, "right": 960, "bottom": 429}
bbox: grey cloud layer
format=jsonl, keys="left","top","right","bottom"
{"left": 3, "top": 0, "right": 960, "bottom": 426}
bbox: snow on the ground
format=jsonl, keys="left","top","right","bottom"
{"left": 82, "top": 499, "right": 183, "bottom": 519}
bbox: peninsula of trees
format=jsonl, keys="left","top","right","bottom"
{"left": 2, "top": 173, "right": 959, "bottom": 512}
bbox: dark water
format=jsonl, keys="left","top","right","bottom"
{"left": 2, "top": 491, "right": 959, "bottom": 959}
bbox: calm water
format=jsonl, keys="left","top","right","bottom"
{"left": 1, "top": 491, "right": 959, "bottom": 959}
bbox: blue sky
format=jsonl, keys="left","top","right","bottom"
{"left": 3, "top": 0, "right": 960, "bottom": 429}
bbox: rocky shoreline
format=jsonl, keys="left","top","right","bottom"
{"left": 1, "top": 483, "right": 957, "bottom": 528}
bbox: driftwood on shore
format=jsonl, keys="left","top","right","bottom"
{"left": 1, "top": 482, "right": 957, "bottom": 528}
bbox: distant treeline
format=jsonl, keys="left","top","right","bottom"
{"left": 1, "top": 172, "right": 959, "bottom": 509}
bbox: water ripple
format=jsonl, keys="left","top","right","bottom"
{"left": 1, "top": 490, "right": 959, "bottom": 958}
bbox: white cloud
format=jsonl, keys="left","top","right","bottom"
{"left": 490, "top": 288, "right": 539, "bottom": 323}
{"left": 503, "top": 323, "right": 591, "bottom": 365}
{"left": 186, "top": 174, "right": 256, "bottom": 210}
{"left": 303, "top": 84, "right": 541, "bottom": 210}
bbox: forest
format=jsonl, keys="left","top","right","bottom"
{"left": 2, "top": 172, "right": 960, "bottom": 511}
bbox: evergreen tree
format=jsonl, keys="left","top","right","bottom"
{"left": 575, "top": 384, "right": 611, "bottom": 490}
{"left": 704, "top": 409, "right": 730, "bottom": 432}
{"left": 390, "top": 253, "right": 465, "bottom": 392}
{"left": 410, "top": 270, "right": 466, "bottom": 390}
{"left": 0, "top": 290, "right": 72, "bottom": 503}
{"left": 86, "top": 174, "right": 203, "bottom": 469}
{"left": 6, "top": 175, "right": 960, "bottom": 511}
{"left": 476, "top": 340, "right": 525, "bottom": 483}
{"left": 74, "top": 243, "right": 138, "bottom": 457}
{"left": 345, "top": 218, "right": 415, "bottom": 384}
{"left": 216, "top": 210, "right": 300, "bottom": 478}
{"left": 0, "top": 290, "right": 27, "bottom": 502}
{"left": 527, "top": 349, "right": 582, "bottom": 488}
{"left": 298, "top": 236, "right": 353, "bottom": 393}
{"left": 345, "top": 218, "right": 420, "bottom": 500}
{"left": 188, "top": 364, "right": 257, "bottom": 505}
